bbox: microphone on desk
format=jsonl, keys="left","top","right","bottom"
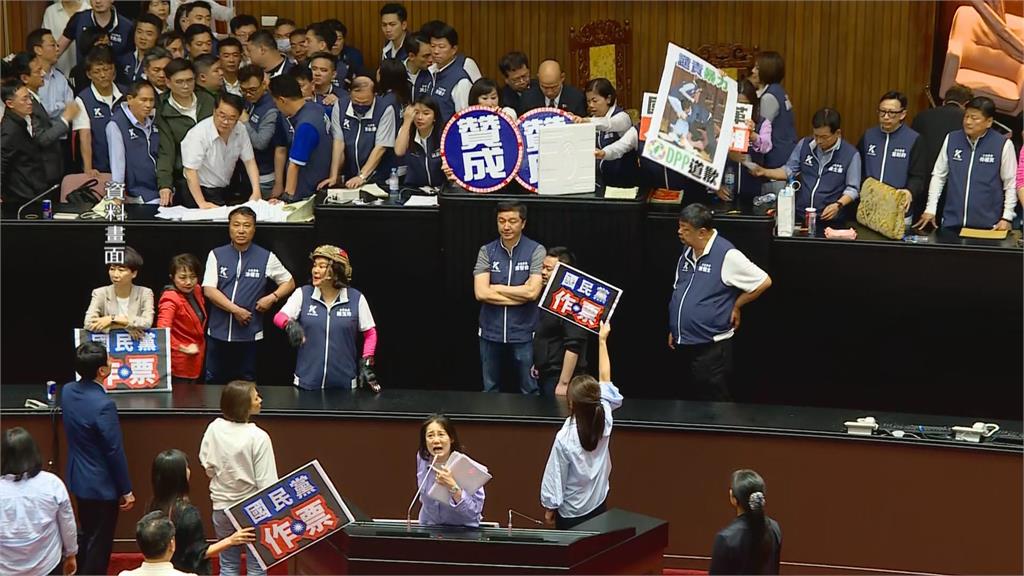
{"left": 508, "top": 508, "right": 544, "bottom": 533}
{"left": 406, "top": 454, "right": 438, "bottom": 529}
{"left": 17, "top": 184, "right": 60, "bottom": 220}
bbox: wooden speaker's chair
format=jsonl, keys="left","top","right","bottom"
{"left": 695, "top": 43, "right": 760, "bottom": 82}
{"left": 569, "top": 19, "right": 633, "bottom": 109}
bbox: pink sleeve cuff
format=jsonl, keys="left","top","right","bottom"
{"left": 362, "top": 326, "right": 378, "bottom": 358}
{"left": 273, "top": 311, "right": 290, "bottom": 329}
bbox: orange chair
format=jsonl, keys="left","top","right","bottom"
{"left": 60, "top": 172, "right": 111, "bottom": 203}
{"left": 940, "top": 5, "right": 1024, "bottom": 116}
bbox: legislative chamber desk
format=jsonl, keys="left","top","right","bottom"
{"left": 3, "top": 195, "right": 1019, "bottom": 418}
{"left": 2, "top": 385, "right": 1020, "bottom": 574}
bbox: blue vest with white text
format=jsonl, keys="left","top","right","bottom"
{"left": 861, "top": 123, "right": 919, "bottom": 189}
{"left": 942, "top": 128, "right": 1005, "bottom": 228}
{"left": 794, "top": 137, "right": 860, "bottom": 215}
{"left": 247, "top": 91, "right": 280, "bottom": 176}
{"left": 762, "top": 83, "right": 796, "bottom": 168}
{"left": 668, "top": 234, "right": 739, "bottom": 346}
{"left": 597, "top": 106, "right": 639, "bottom": 187}
{"left": 207, "top": 243, "right": 272, "bottom": 342}
{"left": 341, "top": 98, "right": 396, "bottom": 182}
{"left": 431, "top": 59, "right": 470, "bottom": 125}
{"left": 77, "top": 86, "right": 116, "bottom": 172}
{"left": 293, "top": 285, "right": 362, "bottom": 389}
{"left": 404, "top": 133, "right": 443, "bottom": 187}
{"left": 411, "top": 68, "right": 433, "bottom": 99}
{"left": 479, "top": 235, "right": 541, "bottom": 344}
{"left": 110, "top": 103, "right": 159, "bottom": 202}
{"left": 287, "top": 100, "right": 334, "bottom": 200}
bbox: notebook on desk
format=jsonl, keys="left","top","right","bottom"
{"left": 959, "top": 227, "right": 1008, "bottom": 240}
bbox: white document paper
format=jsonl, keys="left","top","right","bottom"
{"left": 426, "top": 451, "right": 492, "bottom": 503}
{"left": 403, "top": 195, "right": 439, "bottom": 207}
{"left": 537, "top": 122, "right": 596, "bottom": 195}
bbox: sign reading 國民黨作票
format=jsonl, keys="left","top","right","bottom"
{"left": 225, "top": 460, "right": 354, "bottom": 570}
{"left": 440, "top": 106, "right": 523, "bottom": 193}
{"left": 73, "top": 328, "right": 172, "bottom": 392}
{"left": 538, "top": 262, "right": 623, "bottom": 334}
{"left": 642, "top": 43, "right": 738, "bottom": 190}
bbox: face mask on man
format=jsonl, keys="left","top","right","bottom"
{"left": 276, "top": 38, "right": 291, "bottom": 53}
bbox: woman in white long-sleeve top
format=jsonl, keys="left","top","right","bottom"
{"left": 540, "top": 320, "right": 623, "bottom": 530}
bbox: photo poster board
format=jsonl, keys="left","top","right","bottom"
{"left": 224, "top": 460, "right": 355, "bottom": 570}
{"left": 538, "top": 262, "right": 623, "bottom": 334}
{"left": 641, "top": 43, "right": 738, "bottom": 190}
{"left": 73, "top": 328, "right": 172, "bottom": 392}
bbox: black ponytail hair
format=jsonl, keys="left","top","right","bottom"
{"left": 568, "top": 375, "right": 604, "bottom": 451}
{"left": 731, "top": 469, "right": 772, "bottom": 570}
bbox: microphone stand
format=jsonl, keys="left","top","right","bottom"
{"left": 17, "top": 184, "right": 60, "bottom": 220}
{"left": 507, "top": 508, "right": 544, "bottom": 535}
{"left": 406, "top": 454, "right": 438, "bottom": 530}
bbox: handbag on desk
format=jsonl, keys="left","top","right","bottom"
{"left": 856, "top": 177, "right": 910, "bottom": 240}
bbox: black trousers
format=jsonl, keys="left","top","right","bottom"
{"left": 75, "top": 497, "right": 119, "bottom": 576}
{"left": 676, "top": 338, "right": 734, "bottom": 402}
{"left": 556, "top": 500, "right": 607, "bottom": 530}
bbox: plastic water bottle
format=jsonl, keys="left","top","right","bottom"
{"left": 387, "top": 168, "right": 400, "bottom": 203}
{"left": 776, "top": 180, "right": 798, "bottom": 237}
{"left": 722, "top": 169, "right": 736, "bottom": 200}
{"left": 752, "top": 192, "right": 776, "bottom": 206}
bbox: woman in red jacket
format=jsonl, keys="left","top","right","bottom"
{"left": 156, "top": 254, "right": 207, "bottom": 383}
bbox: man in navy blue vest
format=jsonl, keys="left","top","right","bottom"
{"left": 916, "top": 97, "right": 1018, "bottom": 231}
{"left": 425, "top": 22, "right": 473, "bottom": 126}
{"left": 239, "top": 64, "right": 286, "bottom": 198}
{"left": 380, "top": 3, "right": 409, "bottom": 62}
{"left": 909, "top": 84, "right": 972, "bottom": 219}
{"left": 339, "top": 74, "right": 398, "bottom": 189}
{"left": 668, "top": 204, "right": 771, "bottom": 401}
{"left": 752, "top": 108, "right": 862, "bottom": 227}
{"left": 405, "top": 34, "right": 435, "bottom": 100}
{"left": 107, "top": 80, "right": 161, "bottom": 203}
{"left": 473, "top": 201, "right": 547, "bottom": 394}
{"left": 857, "top": 91, "right": 929, "bottom": 223}
{"left": 58, "top": 0, "right": 134, "bottom": 65}
{"left": 202, "top": 207, "right": 296, "bottom": 383}
{"left": 116, "top": 13, "right": 161, "bottom": 85}
{"left": 62, "top": 342, "right": 135, "bottom": 576}
{"left": 71, "top": 46, "right": 121, "bottom": 176}
{"left": 271, "top": 73, "right": 337, "bottom": 200}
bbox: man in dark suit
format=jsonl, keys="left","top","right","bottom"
{"left": 910, "top": 83, "right": 972, "bottom": 218}
{"left": 1, "top": 80, "right": 47, "bottom": 206}
{"left": 498, "top": 51, "right": 537, "bottom": 116}
{"left": 62, "top": 341, "right": 135, "bottom": 576}
{"left": 519, "top": 58, "right": 586, "bottom": 117}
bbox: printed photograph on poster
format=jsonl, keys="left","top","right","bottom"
{"left": 225, "top": 460, "right": 355, "bottom": 570}
{"left": 73, "top": 328, "right": 173, "bottom": 392}
{"left": 641, "top": 43, "right": 737, "bottom": 189}
{"left": 538, "top": 262, "right": 623, "bottom": 334}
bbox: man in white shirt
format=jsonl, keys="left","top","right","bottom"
{"left": 42, "top": 0, "right": 90, "bottom": 77}
{"left": 117, "top": 511, "right": 196, "bottom": 576}
{"left": 180, "top": 92, "right": 262, "bottom": 208}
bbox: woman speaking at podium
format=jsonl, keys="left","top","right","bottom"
{"left": 415, "top": 415, "right": 486, "bottom": 527}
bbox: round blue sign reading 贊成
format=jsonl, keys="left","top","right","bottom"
{"left": 440, "top": 106, "right": 523, "bottom": 193}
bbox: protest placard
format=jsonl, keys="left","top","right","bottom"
{"left": 73, "top": 328, "right": 172, "bottom": 392}
{"left": 641, "top": 43, "right": 738, "bottom": 190}
{"left": 538, "top": 262, "right": 622, "bottom": 334}
{"left": 441, "top": 106, "right": 522, "bottom": 193}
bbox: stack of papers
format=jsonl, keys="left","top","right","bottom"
{"left": 426, "top": 451, "right": 491, "bottom": 503}
{"left": 154, "top": 198, "right": 315, "bottom": 222}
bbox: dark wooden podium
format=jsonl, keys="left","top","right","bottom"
{"left": 292, "top": 508, "right": 668, "bottom": 574}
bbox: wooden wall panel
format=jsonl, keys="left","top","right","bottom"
{"left": 1, "top": 1, "right": 935, "bottom": 141}
{"left": 231, "top": 0, "right": 935, "bottom": 141}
